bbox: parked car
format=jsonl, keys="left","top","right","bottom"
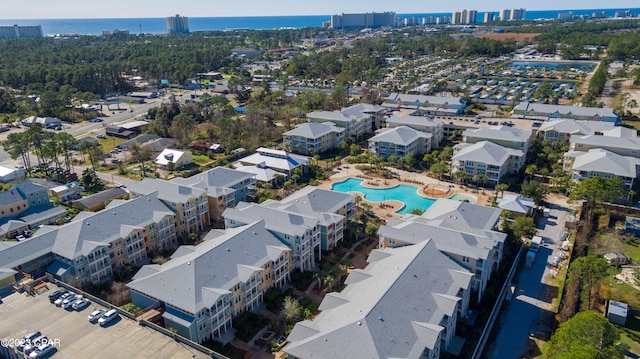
{"left": 54, "top": 292, "right": 74, "bottom": 306}
{"left": 72, "top": 298, "right": 90, "bottom": 310}
{"left": 48, "top": 289, "right": 67, "bottom": 302}
{"left": 89, "top": 118, "right": 102, "bottom": 123}
{"left": 98, "top": 309, "right": 119, "bottom": 326}
{"left": 62, "top": 295, "right": 81, "bottom": 309}
{"left": 23, "top": 336, "right": 47, "bottom": 355}
{"left": 97, "top": 133, "right": 106, "bottom": 139}
{"left": 29, "top": 342, "right": 56, "bottom": 358}
{"left": 88, "top": 309, "right": 106, "bottom": 323}
{"left": 17, "top": 331, "right": 41, "bottom": 352}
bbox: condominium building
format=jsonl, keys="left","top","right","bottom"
{"left": 451, "top": 141, "right": 524, "bottom": 185}
{"left": 564, "top": 149, "right": 640, "bottom": 190}
{"left": 166, "top": 14, "right": 189, "bottom": 34}
{"left": 283, "top": 122, "right": 345, "bottom": 155}
{"left": 462, "top": 125, "right": 532, "bottom": 163}
{"left": 128, "top": 221, "right": 292, "bottom": 343}
{"left": 368, "top": 126, "right": 432, "bottom": 159}
{"left": 286, "top": 239, "right": 473, "bottom": 359}
{"left": 128, "top": 179, "right": 210, "bottom": 237}
{"left": 330, "top": 12, "right": 396, "bottom": 30}
{"left": 569, "top": 135, "right": 640, "bottom": 158}
{"left": 385, "top": 115, "right": 444, "bottom": 147}
{"left": 384, "top": 93, "right": 467, "bottom": 115}
{"left": 233, "top": 148, "right": 309, "bottom": 184}
{"left": 0, "top": 25, "right": 43, "bottom": 39}
{"left": 172, "top": 166, "right": 256, "bottom": 220}
{"left": 223, "top": 202, "right": 321, "bottom": 271}
{"left": 306, "top": 110, "right": 372, "bottom": 140}
{"left": 537, "top": 119, "right": 632, "bottom": 144}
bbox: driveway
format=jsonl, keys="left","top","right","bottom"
{"left": 486, "top": 195, "right": 569, "bottom": 359}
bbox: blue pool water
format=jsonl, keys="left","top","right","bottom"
{"left": 331, "top": 178, "right": 435, "bottom": 215}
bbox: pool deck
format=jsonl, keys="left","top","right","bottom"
{"left": 318, "top": 164, "right": 493, "bottom": 220}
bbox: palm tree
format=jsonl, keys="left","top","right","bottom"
{"left": 525, "top": 164, "right": 538, "bottom": 181}
{"left": 495, "top": 183, "right": 509, "bottom": 200}
{"left": 453, "top": 170, "right": 468, "bottom": 184}
{"left": 472, "top": 173, "right": 489, "bottom": 188}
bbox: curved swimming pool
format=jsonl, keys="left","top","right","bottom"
{"left": 331, "top": 178, "right": 435, "bottom": 215}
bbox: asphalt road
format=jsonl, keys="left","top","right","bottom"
{"left": 486, "top": 199, "right": 569, "bottom": 359}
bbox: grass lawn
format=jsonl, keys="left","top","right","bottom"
{"left": 602, "top": 267, "right": 640, "bottom": 308}
{"left": 619, "top": 313, "right": 640, "bottom": 354}
{"left": 97, "top": 136, "right": 127, "bottom": 153}
{"left": 192, "top": 153, "right": 213, "bottom": 166}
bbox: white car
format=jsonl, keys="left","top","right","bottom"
{"left": 72, "top": 298, "right": 90, "bottom": 310}
{"left": 98, "top": 309, "right": 119, "bottom": 326}
{"left": 23, "top": 336, "right": 47, "bottom": 355}
{"left": 54, "top": 292, "right": 74, "bottom": 306}
{"left": 29, "top": 342, "right": 56, "bottom": 358}
{"left": 62, "top": 295, "right": 82, "bottom": 309}
{"left": 88, "top": 309, "right": 106, "bottom": 323}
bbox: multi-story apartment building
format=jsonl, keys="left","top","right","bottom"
{"left": 462, "top": 125, "right": 532, "bottom": 163}
{"left": 233, "top": 148, "right": 309, "bottom": 184}
{"left": 166, "top": 14, "right": 189, "bottom": 34}
{"left": 128, "top": 221, "right": 292, "bottom": 343}
{"left": 223, "top": 202, "right": 320, "bottom": 271}
{"left": 368, "top": 126, "right": 432, "bottom": 159}
{"left": 513, "top": 102, "right": 620, "bottom": 124}
{"left": 451, "top": 141, "right": 523, "bottom": 185}
{"left": 283, "top": 122, "right": 345, "bottom": 155}
{"left": 0, "top": 25, "right": 43, "bottom": 39}
{"left": 569, "top": 135, "right": 640, "bottom": 158}
{"left": 0, "top": 193, "right": 178, "bottom": 287}
{"left": 128, "top": 179, "right": 210, "bottom": 237}
{"left": 306, "top": 110, "right": 371, "bottom": 140}
{"left": 0, "top": 181, "right": 51, "bottom": 219}
{"left": 564, "top": 148, "right": 640, "bottom": 190}
{"left": 286, "top": 239, "right": 473, "bottom": 359}
{"left": 385, "top": 115, "right": 444, "bottom": 147}
{"left": 268, "top": 187, "right": 356, "bottom": 251}
{"left": 172, "top": 166, "right": 256, "bottom": 220}
{"left": 537, "top": 119, "right": 632, "bottom": 144}
{"left": 378, "top": 198, "right": 505, "bottom": 302}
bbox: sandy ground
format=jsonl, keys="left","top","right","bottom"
{"left": 479, "top": 33, "right": 541, "bottom": 42}
{"left": 317, "top": 163, "right": 494, "bottom": 220}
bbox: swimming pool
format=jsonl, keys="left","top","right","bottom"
{"left": 331, "top": 178, "right": 435, "bottom": 215}
{"left": 448, "top": 194, "right": 477, "bottom": 203}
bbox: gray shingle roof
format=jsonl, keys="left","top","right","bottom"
{"left": 369, "top": 126, "right": 431, "bottom": 146}
{"left": 128, "top": 178, "right": 207, "bottom": 203}
{"left": 386, "top": 115, "right": 444, "bottom": 129}
{"left": 453, "top": 141, "right": 523, "bottom": 166}
{"left": 285, "top": 240, "right": 472, "bottom": 359}
{"left": 463, "top": 126, "right": 531, "bottom": 143}
{"left": 277, "top": 186, "right": 355, "bottom": 215}
{"left": 51, "top": 192, "right": 175, "bottom": 259}
{"left": 496, "top": 195, "right": 535, "bottom": 214}
{"left": 567, "top": 148, "right": 640, "bottom": 178}
{"left": 385, "top": 93, "right": 465, "bottom": 107}
{"left": 173, "top": 166, "right": 255, "bottom": 189}
{"left": 570, "top": 135, "right": 640, "bottom": 151}
{"left": 538, "top": 119, "right": 617, "bottom": 135}
{"left": 127, "top": 221, "right": 290, "bottom": 314}
{"left": 418, "top": 198, "right": 503, "bottom": 233}
{"left": 514, "top": 102, "right": 618, "bottom": 118}
{"left": 223, "top": 202, "right": 319, "bottom": 238}
{"left": 306, "top": 111, "right": 367, "bottom": 123}
{"left": 283, "top": 122, "right": 345, "bottom": 139}
{"left": 12, "top": 181, "right": 47, "bottom": 196}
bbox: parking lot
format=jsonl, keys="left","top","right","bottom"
{"left": 0, "top": 284, "right": 209, "bottom": 359}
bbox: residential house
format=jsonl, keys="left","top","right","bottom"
{"left": 569, "top": 135, "right": 640, "bottom": 158}
{"left": 267, "top": 186, "right": 356, "bottom": 251}
{"left": 128, "top": 221, "right": 292, "bottom": 343}
{"left": 223, "top": 202, "right": 320, "bottom": 271}
{"left": 128, "top": 179, "right": 210, "bottom": 237}
{"left": 283, "top": 122, "right": 345, "bottom": 155}
{"left": 233, "top": 147, "right": 309, "bottom": 184}
{"left": 172, "top": 166, "right": 256, "bottom": 220}
{"left": 368, "top": 126, "right": 432, "bottom": 159}
{"left": 563, "top": 148, "right": 640, "bottom": 190}
{"left": 384, "top": 93, "right": 467, "bottom": 115}
{"left": 537, "top": 119, "right": 631, "bottom": 144}
{"left": 512, "top": 102, "right": 620, "bottom": 124}
{"left": 462, "top": 126, "right": 532, "bottom": 163}
{"left": 155, "top": 148, "right": 193, "bottom": 170}
{"left": 285, "top": 239, "right": 473, "bottom": 359}
{"left": 451, "top": 141, "right": 523, "bottom": 185}
{"left": 385, "top": 115, "right": 445, "bottom": 147}
{"left": 496, "top": 195, "right": 536, "bottom": 217}
{"left": 21, "top": 116, "right": 62, "bottom": 128}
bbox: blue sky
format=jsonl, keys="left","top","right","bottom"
{"left": 0, "top": 0, "right": 636, "bottom": 19}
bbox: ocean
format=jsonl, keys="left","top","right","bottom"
{"left": 0, "top": 8, "right": 638, "bottom": 36}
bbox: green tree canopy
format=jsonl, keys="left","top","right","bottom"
{"left": 545, "top": 311, "right": 623, "bottom": 359}
{"left": 521, "top": 180, "right": 549, "bottom": 205}
{"left": 567, "top": 256, "right": 609, "bottom": 310}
